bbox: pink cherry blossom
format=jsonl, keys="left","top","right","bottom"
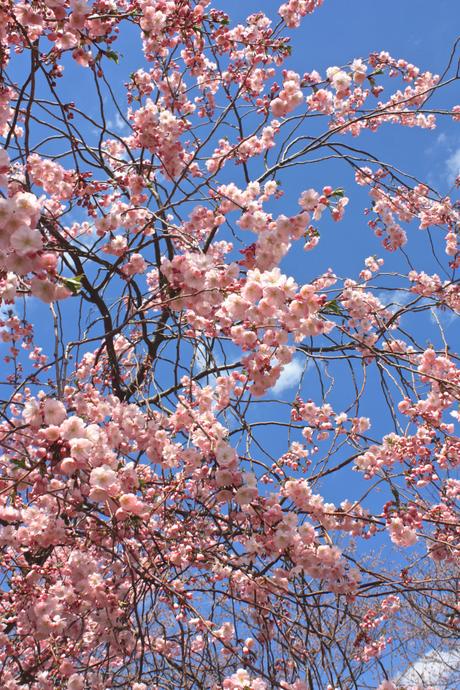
{"left": 0, "top": 2, "right": 457, "bottom": 688}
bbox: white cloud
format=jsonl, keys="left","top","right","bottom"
{"left": 375, "top": 289, "right": 412, "bottom": 313}
{"left": 115, "top": 112, "right": 127, "bottom": 131}
{"left": 271, "top": 358, "right": 304, "bottom": 395}
{"left": 194, "top": 347, "right": 211, "bottom": 373}
{"left": 106, "top": 112, "right": 128, "bottom": 133}
{"left": 193, "top": 348, "right": 221, "bottom": 392}
{"left": 446, "top": 147, "right": 460, "bottom": 184}
{"left": 397, "top": 647, "right": 460, "bottom": 688}
{"left": 430, "top": 305, "right": 458, "bottom": 329}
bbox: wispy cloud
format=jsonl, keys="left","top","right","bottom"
{"left": 446, "top": 147, "right": 460, "bottom": 185}
{"left": 375, "top": 289, "right": 412, "bottom": 313}
{"left": 107, "top": 112, "right": 128, "bottom": 133}
{"left": 193, "top": 348, "right": 221, "bottom": 391}
{"left": 397, "top": 647, "right": 460, "bottom": 688}
{"left": 430, "top": 305, "right": 458, "bottom": 329}
{"left": 271, "top": 358, "right": 305, "bottom": 395}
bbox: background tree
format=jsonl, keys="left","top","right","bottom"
{"left": 0, "top": 1, "right": 459, "bottom": 689}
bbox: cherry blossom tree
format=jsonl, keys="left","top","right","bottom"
{"left": 0, "top": 1, "right": 459, "bottom": 689}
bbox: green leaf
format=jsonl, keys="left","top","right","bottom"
{"left": 106, "top": 50, "right": 120, "bottom": 64}
{"left": 323, "top": 300, "right": 342, "bottom": 316}
{"left": 60, "top": 275, "right": 84, "bottom": 295}
{"left": 10, "top": 457, "right": 27, "bottom": 469}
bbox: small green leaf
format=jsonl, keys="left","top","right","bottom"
{"left": 60, "top": 275, "right": 84, "bottom": 295}
{"left": 10, "top": 457, "right": 27, "bottom": 469}
{"left": 323, "top": 300, "right": 342, "bottom": 316}
{"left": 106, "top": 50, "right": 120, "bottom": 64}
